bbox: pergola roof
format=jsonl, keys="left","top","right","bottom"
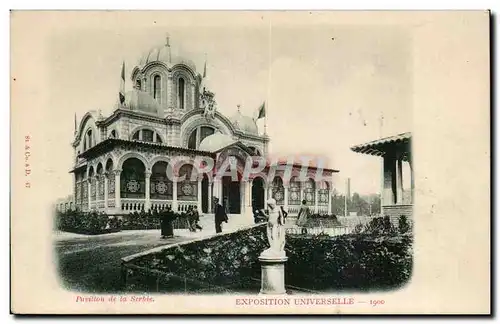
{"left": 350, "top": 132, "right": 412, "bottom": 161}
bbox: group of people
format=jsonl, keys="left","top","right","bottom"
{"left": 186, "top": 205, "right": 203, "bottom": 232}
{"left": 159, "top": 196, "right": 312, "bottom": 239}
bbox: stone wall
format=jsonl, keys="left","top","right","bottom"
{"left": 382, "top": 204, "right": 412, "bottom": 224}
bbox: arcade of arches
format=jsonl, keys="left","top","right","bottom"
{"left": 73, "top": 153, "right": 334, "bottom": 218}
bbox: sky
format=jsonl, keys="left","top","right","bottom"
{"left": 44, "top": 15, "right": 413, "bottom": 199}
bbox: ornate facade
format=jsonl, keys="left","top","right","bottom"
{"left": 68, "top": 37, "right": 338, "bottom": 219}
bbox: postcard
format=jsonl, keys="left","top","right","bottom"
{"left": 10, "top": 10, "right": 490, "bottom": 314}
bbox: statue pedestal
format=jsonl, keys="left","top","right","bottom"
{"left": 258, "top": 252, "right": 288, "bottom": 295}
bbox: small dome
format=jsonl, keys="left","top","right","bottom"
{"left": 121, "top": 89, "right": 161, "bottom": 116}
{"left": 230, "top": 110, "right": 259, "bottom": 135}
{"left": 199, "top": 132, "right": 236, "bottom": 152}
{"left": 138, "top": 38, "right": 197, "bottom": 72}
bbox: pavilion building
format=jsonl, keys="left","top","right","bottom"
{"left": 66, "top": 36, "right": 338, "bottom": 222}
{"left": 350, "top": 132, "right": 413, "bottom": 221}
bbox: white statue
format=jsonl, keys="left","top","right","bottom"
{"left": 261, "top": 198, "right": 286, "bottom": 258}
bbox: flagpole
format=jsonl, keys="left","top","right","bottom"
{"left": 379, "top": 111, "right": 384, "bottom": 138}
{"left": 265, "top": 18, "right": 272, "bottom": 136}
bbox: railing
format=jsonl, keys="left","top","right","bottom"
{"left": 96, "top": 200, "right": 105, "bottom": 209}
{"left": 177, "top": 201, "right": 198, "bottom": 212}
{"left": 286, "top": 225, "right": 354, "bottom": 236}
{"left": 150, "top": 200, "right": 172, "bottom": 211}
{"left": 316, "top": 206, "right": 328, "bottom": 214}
{"left": 287, "top": 205, "right": 301, "bottom": 214}
{"left": 121, "top": 199, "right": 145, "bottom": 212}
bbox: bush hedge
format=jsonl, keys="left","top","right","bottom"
{"left": 124, "top": 220, "right": 413, "bottom": 292}
{"left": 55, "top": 209, "right": 192, "bottom": 234}
{"left": 285, "top": 233, "right": 413, "bottom": 291}
{"left": 55, "top": 210, "right": 120, "bottom": 235}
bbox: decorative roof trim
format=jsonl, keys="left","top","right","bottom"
{"left": 350, "top": 132, "right": 412, "bottom": 160}
{"left": 78, "top": 138, "right": 214, "bottom": 160}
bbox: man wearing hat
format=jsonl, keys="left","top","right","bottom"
{"left": 213, "top": 197, "right": 228, "bottom": 233}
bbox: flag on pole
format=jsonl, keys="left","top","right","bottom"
{"left": 119, "top": 61, "right": 125, "bottom": 105}
{"left": 255, "top": 101, "right": 266, "bottom": 120}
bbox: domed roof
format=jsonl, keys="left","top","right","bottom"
{"left": 199, "top": 132, "right": 237, "bottom": 152}
{"left": 121, "top": 89, "right": 161, "bottom": 116}
{"left": 229, "top": 109, "right": 259, "bottom": 135}
{"left": 137, "top": 37, "right": 197, "bottom": 72}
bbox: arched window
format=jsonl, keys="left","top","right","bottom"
{"left": 121, "top": 158, "right": 146, "bottom": 199}
{"left": 178, "top": 77, "right": 185, "bottom": 109}
{"left": 142, "top": 129, "right": 154, "bottom": 142}
{"left": 132, "top": 128, "right": 162, "bottom": 144}
{"left": 187, "top": 126, "right": 215, "bottom": 149}
{"left": 271, "top": 176, "right": 285, "bottom": 205}
{"left": 135, "top": 79, "right": 142, "bottom": 90}
{"left": 151, "top": 161, "right": 173, "bottom": 200}
{"left": 304, "top": 179, "right": 316, "bottom": 205}
{"left": 200, "top": 126, "right": 214, "bottom": 143}
{"left": 153, "top": 75, "right": 161, "bottom": 102}
{"left": 188, "top": 130, "right": 197, "bottom": 149}
{"left": 289, "top": 177, "right": 301, "bottom": 205}
{"left": 87, "top": 130, "right": 92, "bottom": 147}
{"left": 247, "top": 146, "right": 262, "bottom": 156}
{"left": 105, "top": 159, "right": 114, "bottom": 202}
{"left": 318, "top": 181, "right": 330, "bottom": 206}
{"left": 177, "top": 164, "right": 197, "bottom": 201}
{"left": 84, "top": 129, "right": 94, "bottom": 151}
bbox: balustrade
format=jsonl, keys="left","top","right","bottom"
{"left": 121, "top": 199, "right": 145, "bottom": 212}
{"left": 150, "top": 200, "right": 173, "bottom": 211}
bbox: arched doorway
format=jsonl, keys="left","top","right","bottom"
{"left": 222, "top": 175, "right": 241, "bottom": 214}
{"left": 121, "top": 158, "right": 146, "bottom": 199}
{"left": 251, "top": 177, "right": 265, "bottom": 211}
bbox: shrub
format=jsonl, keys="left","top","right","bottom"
{"left": 361, "top": 216, "right": 396, "bottom": 235}
{"left": 55, "top": 210, "right": 118, "bottom": 235}
{"left": 398, "top": 215, "right": 411, "bottom": 234}
{"left": 124, "top": 224, "right": 413, "bottom": 293}
{"left": 353, "top": 223, "right": 364, "bottom": 234}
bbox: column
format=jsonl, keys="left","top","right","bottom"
{"left": 114, "top": 169, "right": 121, "bottom": 213}
{"left": 197, "top": 179, "right": 203, "bottom": 211}
{"left": 314, "top": 186, "right": 319, "bottom": 214}
{"left": 283, "top": 184, "right": 289, "bottom": 211}
{"left": 382, "top": 153, "right": 396, "bottom": 206}
{"left": 145, "top": 171, "right": 151, "bottom": 211}
{"left": 172, "top": 180, "right": 178, "bottom": 212}
{"left": 243, "top": 181, "right": 252, "bottom": 216}
{"left": 94, "top": 176, "right": 99, "bottom": 208}
{"left": 396, "top": 156, "right": 404, "bottom": 205}
{"left": 213, "top": 178, "right": 221, "bottom": 201}
{"left": 240, "top": 181, "right": 246, "bottom": 214}
{"left": 328, "top": 188, "right": 332, "bottom": 215}
{"left": 104, "top": 172, "right": 109, "bottom": 213}
{"left": 263, "top": 184, "right": 269, "bottom": 208}
{"left": 87, "top": 178, "right": 92, "bottom": 210}
{"left": 208, "top": 181, "right": 213, "bottom": 213}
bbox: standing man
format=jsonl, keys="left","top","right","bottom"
{"left": 213, "top": 197, "right": 228, "bottom": 233}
